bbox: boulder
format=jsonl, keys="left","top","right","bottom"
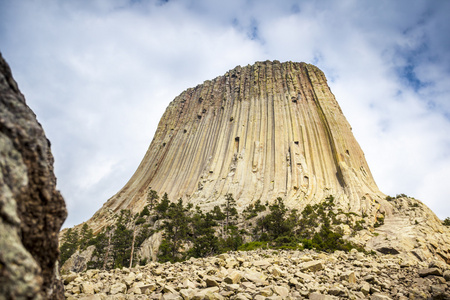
{"left": 272, "top": 285, "right": 289, "bottom": 297}
{"left": 224, "top": 270, "right": 242, "bottom": 284}
{"left": 301, "top": 260, "right": 324, "bottom": 272}
{"left": 418, "top": 268, "right": 442, "bottom": 277}
{"left": 110, "top": 282, "right": 127, "bottom": 295}
{"left": 61, "top": 245, "right": 95, "bottom": 274}
{"left": 340, "top": 271, "right": 356, "bottom": 284}
{"left": 0, "top": 53, "right": 67, "bottom": 299}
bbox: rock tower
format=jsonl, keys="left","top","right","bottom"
{"left": 87, "top": 60, "right": 449, "bottom": 263}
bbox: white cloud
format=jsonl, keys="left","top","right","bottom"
{"left": 1, "top": 0, "right": 449, "bottom": 226}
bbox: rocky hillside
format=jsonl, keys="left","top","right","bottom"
{"left": 63, "top": 249, "right": 450, "bottom": 300}
{"left": 0, "top": 52, "right": 67, "bottom": 299}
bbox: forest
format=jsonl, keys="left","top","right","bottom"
{"left": 60, "top": 191, "right": 374, "bottom": 270}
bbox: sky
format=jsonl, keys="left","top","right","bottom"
{"left": 1, "top": 0, "right": 449, "bottom": 228}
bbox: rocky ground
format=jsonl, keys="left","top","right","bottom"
{"left": 63, "top": 249, "right": 450, "bottom": 300}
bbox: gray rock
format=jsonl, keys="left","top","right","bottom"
{"left": 61, "top": 246, "right": 96, "bottom": 274}
{"left": 301, "top": 260, "right": 324, "bottom": 272}
{"left": 224, "top": 270, "right": 242, "bottom": 284}
{"left": 360, "top": 281, "right": 371, "bottom": 295}
{"left": 63, "top": 273, "right": 79, "bottom": 285}
{"left": 110, "top": 282, "right": 127, "bottom": 295}
{"left": 256, "top": 286, "right": 273, "bottom": 297}
{"left": 139, "top": 283, "right": 157, "bottom": 294}
{"left": 309, "top": 292, "right": 335, "bottom": 299}
{"left": 81, "top": 282, "right": 95, "bottom": 295}
{"left": 179, "top": 288, "right": 195, "bottom": 299}
{"left": 340, "top": 271, "right": 356, "bottom": 284}
{"left": 243, "top": 270, "right": 268, "bottom": 286}
{"left": 430, "top": 285, "right": 446, "bottom": 299}
{"left": 205, "top": 275, "right": 222, "bottom": 287}
{"left": 78, "top": 295, "right": 104, "bottom": 300}
{"left": 418, "top": 268, "right": 442, "bottom": 277}
{"left": 272, "top": 285, "right": 289, "bottom": 297}
{"left": 328, "top": 286, "right": 345, "bottom": 296}
{"left": 370, "top": 293, "right": 392, "bottom": 300}
{"left": 162, "top": 285, "right": 178, "bottom": 294}
{"left": 161, "top": 293, "right": 182, "bottom": 300}
{"left": 61, "top": 249, "right": 450, "bottom": 300}
{"left": 443, "top": 270, "right": 450, "bottom": 281}
{"left": 0, "top": 53, "right": 67, "bottom": 299}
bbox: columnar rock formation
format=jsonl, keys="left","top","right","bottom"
{"left": 86, "top": 60, "right": 449, "bottom": 263}
{"left": 0, "top": 53, "right": 67, "bottom": 299}
{"left": 91, "top": 61, "right": 382, "bottom": 222}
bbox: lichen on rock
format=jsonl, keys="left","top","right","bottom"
{"left": 0, "top": 52, "right": 67, "bottom": 299}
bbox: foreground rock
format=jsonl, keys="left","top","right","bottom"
{"left": 63, "top": 249, "right": 450, "bottom": 299}
{"left": 0, "top": 52, "right": 67, "bottom": 299}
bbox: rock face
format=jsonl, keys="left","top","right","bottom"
{"left": 85, "top": 60, "right": 449, "bottom": 263}
{"left": 91, "top": 61, "right": 381, "bottom": 223}
{"left": 61, "top": 246, "right": 96, "bottom": 274}
{"left": 0, "top": 53, "right": 67, "bottom": 299}
{"left": 62, "top": 249, "right": 450, "bottom": 299}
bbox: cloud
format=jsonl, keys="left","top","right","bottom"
{"left": 1, "top": 0, "right": 449, "bottom": 226}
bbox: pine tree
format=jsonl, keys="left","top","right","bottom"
{"left": 222, "top": 193, "right": 237, "bottom": 234}
{"left": 443, "top": 217, "right": 450, "bottom": 226}
{"left": 158, "top": 199, "right": 191, "bottom": 262}
{"left": 111, "top": 210, "right": 133, "bottom": 268}
{"left": 102, "top": 226, "right": 113, "bottom": 270}
{"left": 78, "top": 223, "right": 94, "bottom": 250}
{"left": 189, "top": 209, "right": 219, "bottom": 258}
{"left": 60, "top": 228, "right": 79, "bottom": 265}
{"left": 147, "top": 188, "right": 159, "bottom": 210}
{"left": 156, "top": 193, "right": 170, "bottom": 218}
{"left": 86, "top": 230, "right": 109, "bottom": 270}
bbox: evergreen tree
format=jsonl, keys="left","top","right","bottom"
{"left": 158, "top": 199, "right": 191, "bottom": 262}
{"left": 86, "top": 230, "right": 109, "bottom": 270}
{"left": 139, "top": 205, "right": 150, "bottom": 217}
{"left": 111, "top": 210, "right": 133, "bottom": 268}
{"left": 188, "top": 209, "right": 219, "bottom": 258}
{"left": 155, "top": 193, "right": 170, "bottom": 218}
{"left": 221, "top": 193, "right": 238, "bottom": 234}
{"left": 220, "top": 225, "right": 244, "bottom": 252}
{"left": 60, "top": 228, "right": 79, "bottom": 265}
{"left": 211, "top": 205, "right": 225, "bottom": 221}
{"left": 257, "top": 198, "right": 296, "bottom": 244}
{"left": 102, "top": 226, "right": 113, "bottom": 270}
{"left": 243, "top": 199, "right": 266, "bottom": 219}
{"left": 78, "top": 223, "right": 94, "bottom": 250}
{"left": 147, "top": 188, "right": 159, "bottom": 210}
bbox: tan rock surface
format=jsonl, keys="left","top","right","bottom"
{"left": 89, "top": 61, "right": 381, "bottom": 226}
{"left": 63, "top": 249, "right": 450, "bottom": 299}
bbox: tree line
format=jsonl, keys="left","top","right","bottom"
{"left": 60, "top": 191, "right": 367, "bottom": 270}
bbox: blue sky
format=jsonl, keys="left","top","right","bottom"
{"left": 1, "top": 0, "right": 449, "bottom": 227}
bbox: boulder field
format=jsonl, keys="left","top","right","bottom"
{"left": 63, "top": 249, "right": 450, "bottom": 300}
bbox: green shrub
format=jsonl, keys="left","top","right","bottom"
{"left": 374, "top": 215, "right": 385, "bottom": 228}
{"left": 443, "top": 217, "right": 450, "bottom": 226}
{"left": 238, "top": 241, "right": 268, "bottom": 251}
